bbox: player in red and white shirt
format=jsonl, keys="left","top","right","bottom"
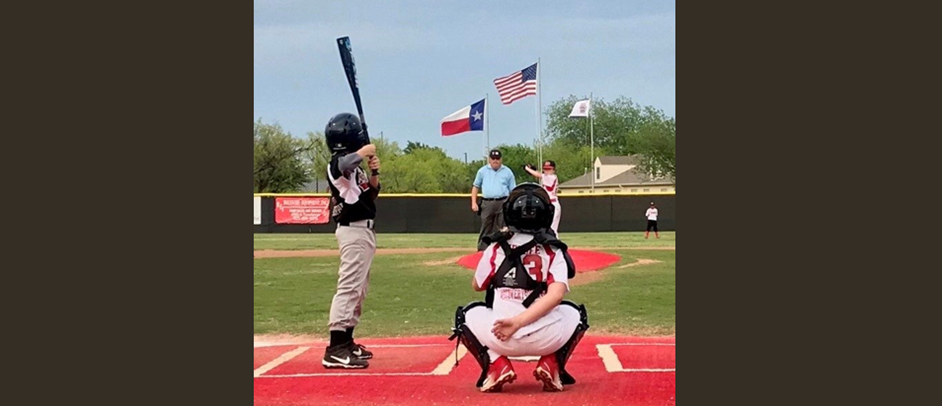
{"left": 524, "top": 160, "right": 561, "bottom": 236}
{"left": 469, "top": 233, "right": 577, "bottom": 354}
{"left": 455, "top": 183, "right": 586, "bottom": 393}
{"left": 645, "top": 201, "right": 659, "bottom": 239}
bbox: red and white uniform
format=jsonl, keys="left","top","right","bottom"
{"left": 542, "top": 174, "right": 562, "bottom": 235}
{"left": 645, "top": 207, "right": 658, "bottom": 221}
{"left": 465, "top": 233, "right": 581, "bottom": 359}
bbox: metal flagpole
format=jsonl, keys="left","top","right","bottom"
{"left": 536, "top": 58, "right": 542, "bottom": 166}
{"left": 485, "top": 93, "right": 490, "bottom": 155}
{"left": 590, "top": 92, "right": 594, "bottom": 192}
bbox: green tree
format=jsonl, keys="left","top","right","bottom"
{"left": 362, "top": 137, "right": 404, "bottom": 190}
{"left": 543, "top": 95, "right": 675, "bottom": 183}
{"left": 254, "top": 119, "right": 314, "bottom": 193}
{"left": 384, "top": 150, "right": 441, "bottom": 192}
{"left": 632, "top": 115, "right": 676, "bottom": 183}
{"left": 466, "top": 159, "right": 486, "bottom": 191}
{"left": 488, "top": 143, "right": 538, "bottom": 185}
{"left": 403, "top": 141, "right": 440, "bottom": 155}
{"left": 538, "top": 141, "right": 596, "bottom": 183}
{"left": 302, "top": 133, "right": 405, "bottom": 192}
{"left": 383, "top": 144, "right": 470, "bottom": 193}
{"left": 301, "top": 132, "right": 331, "bottom": 192}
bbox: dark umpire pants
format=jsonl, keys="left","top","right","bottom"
{"left": 477, "top": 197, "right": 507, "bottom": 251}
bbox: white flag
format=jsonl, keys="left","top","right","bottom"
{"left": 569, "top": 99, "right": 591, "bottom": 117}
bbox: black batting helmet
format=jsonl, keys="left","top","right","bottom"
{"left": 325, "top": 112, "right": 370, "bottom": 153}
{"left": 503, "top": 183, "right": 554, "bottom": 234}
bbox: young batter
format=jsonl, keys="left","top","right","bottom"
{"left": 322, "top": 112, "right": 381, "bottom": 369}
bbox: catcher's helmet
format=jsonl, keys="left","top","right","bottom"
{"left": 325, "top": 112, "right": 369, "bottom": 153}
{"left": 503, "top": 183, "right": 554, "bottom": 234}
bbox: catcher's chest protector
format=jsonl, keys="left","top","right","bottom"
{"left": 484, "top": 231, "right": 577, "bottom": 308}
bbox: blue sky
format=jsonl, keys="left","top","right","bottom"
{"left": 254, "top": 0, "right": 675, "bottom": 161}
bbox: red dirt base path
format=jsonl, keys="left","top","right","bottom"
{"left": 456, "top": 249, "right": 622, "bottom": 272}
{"left": 255, "top": 335, "right": 675, "bottom": 406}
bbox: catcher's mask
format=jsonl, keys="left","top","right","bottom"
{"left": 503, "top": 183, "right": 554, "bottom": 234}
{"left": 325, "top": 112, "right": 370, "bottom": 154}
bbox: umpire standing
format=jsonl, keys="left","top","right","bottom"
{"left": 471, "top": 149, "right": 516, "bottom": 251}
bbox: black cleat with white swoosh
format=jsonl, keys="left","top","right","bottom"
{"left": 322, "top": 343, "right": 369, "bottom": 369}
{"left": 351, "top": 342, "right": 373, "bottom": 359}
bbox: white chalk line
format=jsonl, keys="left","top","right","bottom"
{"left": 596, "top": 344, "right": 625, "bottom": 372}
{"left": 254, "top": 346, "right": 310, "bottom": 377}
{"left": 258, "top": 372, "right": 435, "bottom": 377}
{"left": 431, "top": 344, "right": 468, "bottom": 375}
{"left": 255, "top": 342, "right": 448, "bottom": 348}
{"left": 363, "top": 344, "right": 449, "bottom": 348}
{"left": 254, "top": 343, "right": 676, "bottom": 378}
{"left": 609, "top": 343, "right": 675, "bottom": 346}
{"left": 253, "top": 344, "right": 466, "bottom": 378}
{"left": 596, "top": 344, "right": 675, "bottom": 373}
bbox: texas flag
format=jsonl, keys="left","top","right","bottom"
{"left": 440, "top": 98, "right": 485, "bottom": 137}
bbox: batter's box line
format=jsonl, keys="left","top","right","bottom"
{"left": 596, "top": 344, "right": 676, "bottom": 373}
{"left": 254, "top": 344, "right": 467, "bottom": 378}
{"left": 255, "top": 342, "right": 450, "bottom": 348}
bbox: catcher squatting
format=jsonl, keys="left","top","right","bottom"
{"left": 320, "top": 112, "right": 589, "bottom": 393}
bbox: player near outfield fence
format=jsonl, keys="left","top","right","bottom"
{"left": 645, "top": 201, "right": 659, "bottom": 239}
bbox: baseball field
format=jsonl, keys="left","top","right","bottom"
{"left": 254, "top": 231, "right": 675, "bottom": 405}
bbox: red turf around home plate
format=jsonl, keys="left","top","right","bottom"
{"left": 456, "top": 249, "right": 621, "bottom": 272}
{"left": 254, "top": 335, "right": 675, "bottom": 406}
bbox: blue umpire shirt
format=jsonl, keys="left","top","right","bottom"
{"left": 473, "top": 164, "right": 516, "bottom": 198}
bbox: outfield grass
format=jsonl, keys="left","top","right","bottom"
{"left": 254, "top": 233, "right": 675, "bottom": 338}
{"left": 254, "top": 231, "right": 676, "bottom": 250}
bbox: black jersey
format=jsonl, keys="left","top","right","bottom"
{"left": 327, "top": 154, "right": 378, "bottom": 223}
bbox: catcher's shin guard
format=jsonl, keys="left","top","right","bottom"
{"left": 556, "top": 301, "right": 589, "bottom": 385}
{"left": 447, "top": 301, "right": 491, "bottom": 387}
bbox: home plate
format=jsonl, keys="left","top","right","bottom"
{"left": 508, "top": 355, "right": 540, "bottom": 362}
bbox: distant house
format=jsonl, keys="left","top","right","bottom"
{"left": 559, "top": 156, "right": 674, "bottom": 195}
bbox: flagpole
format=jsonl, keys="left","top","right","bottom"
{"left": 536, "top": 58, "right": 543, "bottom": 167}
{"left": 590, "top": 92, "right": 594, "bottom": 192}
{"left": 485, "top": 93, "right": 490, "bottom": 154}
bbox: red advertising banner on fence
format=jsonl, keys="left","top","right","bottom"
{"left": 274, "top": 197, "right": 331, "bottom": 224}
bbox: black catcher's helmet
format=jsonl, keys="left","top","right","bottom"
{"left": 503, "top": 183, "right": 554, "bottom": 234}
{"left": 325, "top": 113, "right": 370, "bottom": 153}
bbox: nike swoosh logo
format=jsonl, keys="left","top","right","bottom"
{"left": 330, "top": 355, "right": 350, "bottom": 364}
{"left": 352, "top": 349, "right": 362, "bottom": 355}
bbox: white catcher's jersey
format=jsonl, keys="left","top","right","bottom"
{"left": 474, "top": 233, "right": 570, "bottom": 339}
{"left": 542, "top": 174, "right": 559, "bottom": 202}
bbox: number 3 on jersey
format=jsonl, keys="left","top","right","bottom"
{"left": 522, "top": 254, "right": 544, "bottom": 282}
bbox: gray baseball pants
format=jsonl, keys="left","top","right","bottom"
{"left": 477, "top": 198, "right": 506, "bottom": 251}
{"left": 328, "top": 219, "right": 376, "bottom": 331}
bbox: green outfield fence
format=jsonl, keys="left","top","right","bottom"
{"left": 254, "top": 193, "right": 675, "bottom": 233}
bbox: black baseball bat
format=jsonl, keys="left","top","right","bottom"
{"left": 336, "top": 36, "right": 378, "bottom": 175}
{"left": 337, "top": 36, "right": 368, "bottom": 137}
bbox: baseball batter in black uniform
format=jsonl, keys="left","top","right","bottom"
{"left": 322, "top": 112, "right": 381, "bottom": 369}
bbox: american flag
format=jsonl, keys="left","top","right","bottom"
{"left": 493, "top": 62, "right": 538, "bottom": 105}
